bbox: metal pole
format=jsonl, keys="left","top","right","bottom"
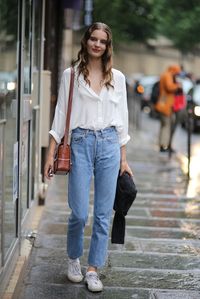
{"left": 187, "top": 105, "right": 192, "bottom": 179}
{"left": 168, "top": 114, "right": 173, "bottom": 159}
{"left": 0, "top": 119, "right": 6, "bottom": 266}
{"left": 38, "top": 0, "right": 45, "bottom": 201}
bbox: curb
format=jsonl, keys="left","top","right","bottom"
{"left": 2, "top": 204, "right": 45, "bottom": 299}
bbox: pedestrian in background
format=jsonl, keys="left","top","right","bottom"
{"left": 44, "top": 22, "right": 132, "bottom": 292}
{"left": 155, "top": 64, "right": 182, "bottom": 153}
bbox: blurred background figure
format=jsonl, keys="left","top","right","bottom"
{"left": 155, "top": 64, "right": 182, "bottom": 153}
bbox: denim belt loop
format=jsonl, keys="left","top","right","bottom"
{"left": 95, "top": 131, "right": 98, "bottom": 138}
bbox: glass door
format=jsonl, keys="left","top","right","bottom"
{"left": 0, "top": 0, "right": 18, "bottom": 263}
{"left": 21, "top": 0, "right": 32, "bottom": 219}
{"left": 0, "top": 120, "right": 6, "bottom": 268}
{"left": 31, "top": 0, "right": 42, "bottom": 201}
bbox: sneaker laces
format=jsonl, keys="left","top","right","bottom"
{"left": 87, "top": 272, "right": 100, "bottom": 285}
{"left": 69, "top": 259, "right": 82, "bottom": 276}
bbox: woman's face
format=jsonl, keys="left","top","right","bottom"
{"left": 86, "top": 29, "right": 108, "bottom": 59}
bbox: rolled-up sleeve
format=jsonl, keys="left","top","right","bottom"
{"left": 49, "top": 69, "right": 70, "bottom": 144}
{"left": 116, "top": 74, "right": 130, "bottom": 146}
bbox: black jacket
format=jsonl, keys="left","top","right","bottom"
{"left": 111, "top": 172, "right": 137, "bottom": 244}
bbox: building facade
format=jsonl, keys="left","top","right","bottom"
{"left": 0, "top": 0, "right": 46, "bottom": 292}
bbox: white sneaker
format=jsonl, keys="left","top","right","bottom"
{"left": 85, "top": 271, "right": 103, "bottom": 292}
{"left": 67, "top": 258, "right": 83, "bottom": 283}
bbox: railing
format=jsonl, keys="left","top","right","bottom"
{"left": 0, "top": 119, "right": 6, "bottom": 267}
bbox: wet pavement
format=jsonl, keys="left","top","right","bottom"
{"left": 16, "top": 113, "right": 200, "bottom": 299}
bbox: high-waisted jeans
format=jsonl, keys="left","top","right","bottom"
{"left": 67, "top": 126, "right": 120, "bottom": 268}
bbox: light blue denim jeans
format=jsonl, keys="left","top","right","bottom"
{"left": 67, "top": 126, "right": 120, "bottom": 268}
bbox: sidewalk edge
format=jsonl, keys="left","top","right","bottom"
{"left": 2, "top": 203, "right": 45, "bottom": 299}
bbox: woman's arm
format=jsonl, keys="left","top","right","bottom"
{"left": 49, "top": 69, "right": 71, "bottom": 144}
{"left": 44, "top": 69, "right": 72, "bottom": 180}
{"left": 120, "top": 145, "right": 133, "bottom": 176}
{"left": 115, "top": 72, "right": 133, "bottom": 176}
{"left": 44, "top": 136, "right": 57, "bottom": 180}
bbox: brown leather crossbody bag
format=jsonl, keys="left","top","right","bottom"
{"left": 53, "top": 67, "right": 74, "bottom": 175}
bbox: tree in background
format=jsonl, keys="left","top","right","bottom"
{"left": 154, "top": 0, "right": 200, "bottom": 54}
{"left": 93, "top": 0, "right": 200, "bottom": 54}
{"left": 0, "top": 0, "right": 18, "bottom": 38}
{"left": 93, "top": 0, "right": 157, "bottom": 44}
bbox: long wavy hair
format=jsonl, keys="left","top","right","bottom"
{"left": 73, "top": 22, "right": 113, "bottom": 88}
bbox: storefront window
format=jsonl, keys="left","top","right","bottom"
{"left": 0, "top": 0, "right": 18, "bottom": 261}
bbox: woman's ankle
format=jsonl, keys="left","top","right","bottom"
{"left": 87, "top": 266, "right": 97, "bottom": 273}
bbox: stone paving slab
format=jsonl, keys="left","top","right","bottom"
{"left": 35, "top": 234, "right": 143, "bottom": 252}
{"left": 132, "top": 200, "right": 200, "bottom": 209}
{"left": 33, "top": 246, "right": 200, "bottom": 271}
{"left": 137, "top": 239, "right": 200, "bottom": 255}
{"left": 151, "top": 289, "right": 200, "bottom": 299}
{"left": 107, "top": 252, "right": 200, "bottom": 270}
{"left": 150, "top": 209, "right": 200, "bottom": 219}
{"left": 103, "top": 269, "right": 200, "bottom": 290}
{"left": 125, "top": 218, "right": 182, "bottom": 228}
{"left": 19, "top": 259, "right": 200, "bottom": 291}
{"left": 38, "top": 219, "right": 199, "bottom": 240}
{"left": 134, "top": 194, "right": 200, "bottom": 203}
{"left": 126, "top": 226, "right": 197, "bottom": 239}
{"left": 19, "top": 284, "right": 151, "bottom": 299}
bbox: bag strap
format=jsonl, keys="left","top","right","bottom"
{"left": 63, "top": 67, "right": 75, "bottom": 146}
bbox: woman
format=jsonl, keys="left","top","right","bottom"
{"left": 44, "top": 22, "right": 132, "bottom": 292}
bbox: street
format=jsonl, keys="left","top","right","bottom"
{"left": 138, "top": 112, "right": 200, "bottom": 197}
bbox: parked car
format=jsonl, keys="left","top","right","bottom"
{"left": 176, "top": 76, "right": 193, "bottom": 94}
{"left": 181, "top": 81, "right": 200, "bottom": 132}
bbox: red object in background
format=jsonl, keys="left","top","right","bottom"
{"left": 173, "top": 94, "right": 186, "bottom": 112}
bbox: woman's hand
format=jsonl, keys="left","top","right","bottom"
{"left": 120, "top": 160, "right": 133, "bottom": 177}
{"left": 44, "top": 136, "right": 57, "bottom": 180}
{"left": 44, "top": 154, "right": 54, "bottom": 180}
{"left": 120, "top": 145, "right": 133, "bottom": 177}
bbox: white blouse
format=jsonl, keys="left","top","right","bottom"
{"left": 49, "top": 67, "right": 130, "bottom": 146}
